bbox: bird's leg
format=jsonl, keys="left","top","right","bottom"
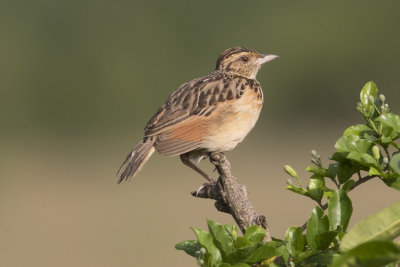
{"left": 180, "top": 153, "right": 215, "bottom": 183}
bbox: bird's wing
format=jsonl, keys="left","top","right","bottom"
{"left": 143, "top": 72, "right": 255, "bottom": 155}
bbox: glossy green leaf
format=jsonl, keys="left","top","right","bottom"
{"left": 336, "top": 160, "right": 358, "bottom": 184}
{"left": 276, "top": 245, "right": 289, "bottom": 264}
{"left": 335, "top": 135, "right": 373, "bottom": 154}
{"left": 328, "top": 189, "right": 353, "bottom": 231}
{"left": 343, "top": 124, "right": 374, "bottom": 138}
{"left": 244, "top": 243, "right": 279, "bottom": 264}
{"left": 332, "top": 240, "right": 400, "bottom": 267}
{"left": 390, "top": 152, "right": 400, "bottom": 175}
{"left": 327, "top": 163, "right": 338, "bottom": 179}
{"left": 301, "top": 250, "right": 337, "bottom": 266}
{"left": 306, "top": 206, "right": 329, "bottom": 250}
{"left": 314, "top": 231, "right": 338, "bottom": 250}
{"left": 307, "top": 175, "right": 325, "bottom": 202}
{"left": 342, "top": 179, "right": 355, "bottom": 192}
{"left": 360, "top": 81, "right": 378, "bottom": 111}
{"left": 306, "top": 166, "right": 327, "bottom": 176}
{"left": 346, "top": 151, "right": 381, "bottom": 170}
{"left": 207, "top": 219, "right": 234, "bottom": 258}
{"left": 243, "top": 225, "right": 266, "bottom": 243}
{"left": 285, "top": 226, "right": 304, "bottom": 257}
{"left": 235, "top": 237, "right": 251, "bottom": 248}
{"left": 224, "top": 224, "right": 238, "bottom": 241}
{"left": 381, "top": 135, "right": 393, "bottom": 144}
{"left": 175, "top": 240, "right": 202, "bottom": 257}
{"left": 369, "top": 167, "right": 383, "bottom": 176}
{"left": 192, "top": 227, "right": 222, "bottom": 265}
{"left": 340, "top": 201, "right": 400, "bottom": 251}
{"left": 285, "top": 185, "right": 308, "bottom": 197}
{"left": 377, "top": 113, "right": 400, "bottom": 139}
{"left": 226, "top": 240, "right": 257, "bottom": 264}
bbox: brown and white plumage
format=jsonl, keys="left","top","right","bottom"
{"left": 118, "top": 47, "right": 278, "bottom": 183}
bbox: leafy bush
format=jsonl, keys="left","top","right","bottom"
{"left": 176, "top": 82, "right": 400, "bottom": 266}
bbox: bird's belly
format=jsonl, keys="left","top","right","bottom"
{"left": 202, "top": 91, "right": 262, "bottom": 152}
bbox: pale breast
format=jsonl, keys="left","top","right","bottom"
{"left": 201, "top": 87, "right": 263, "bottom": 152}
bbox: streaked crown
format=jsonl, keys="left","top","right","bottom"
{"left": 215, "top": 46, "right": 278, "bottom": 79}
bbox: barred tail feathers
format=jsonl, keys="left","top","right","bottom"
{"left": 117, "top": 137, "right": 155, "bottom": 183}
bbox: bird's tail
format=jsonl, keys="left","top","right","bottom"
{"left": 117, "top": 137, "right": 156, "bottom": 183}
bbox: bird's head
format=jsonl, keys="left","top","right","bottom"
{"left": 215, "top": 47, "right": 278, "bottom": 79}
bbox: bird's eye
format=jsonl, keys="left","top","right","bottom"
{"left": 240, "top": 56, "right": 249, "bottom": 63}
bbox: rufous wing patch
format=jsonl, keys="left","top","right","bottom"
{"left": 154, "top": 116, "right": 208, "bottom": 156}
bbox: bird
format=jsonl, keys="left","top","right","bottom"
{"left": 117, "top": 46, "right": 278, "bottom": 183}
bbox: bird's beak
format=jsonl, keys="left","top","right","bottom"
{"left": 256, "top": 54, "right": 279, "bottom": 65}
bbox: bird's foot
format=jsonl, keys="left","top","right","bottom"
{"left": 192, "top": 180, "right": 217, "bottom": 197}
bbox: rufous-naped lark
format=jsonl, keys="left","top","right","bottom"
{"left": 118, "top": 47, "right": 278, "bottom": 182}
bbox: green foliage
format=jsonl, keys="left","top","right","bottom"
{"left": 176, "top": 82, "right": 400, "bottom": 266}
{"left": 175, "top": 219, "right": 280, "bottom": 267}
{"left": 340, "top": 201, "right": 400, "bottom": 252}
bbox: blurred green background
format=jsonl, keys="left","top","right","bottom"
{"left": 1, "top": 1, "right": 399, "bottom": 266}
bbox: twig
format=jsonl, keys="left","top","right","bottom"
{"left": 350, "top": 175, "right": 377, "bottom": 190}
{"left": 191, "top": 152, "right": 271, "bottom": 241}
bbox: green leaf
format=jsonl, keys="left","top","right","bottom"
{"left": 306, "top": 206, "right": 329, "bottom": 250}
{"left": 369, "top": 167, "right": 383, "bottom": 176}
{"left": 336, "top": 160, "right": 358, "bottom": 184}
{"left": 346, "top": 151, "right": 380, "bottom": 170}
{"left": 301, "top": 250, "right": 338, "bottom": 266}
{"left": 306, "top": 166, "right": 327, "bottom": 176}
{"left": 285, "top": 185, "right": 308, "bottom": 196}
{"left": 335, "top": 135, "right": 373, "bottom": 154}
{"left": 377, "top": 113, "right": 400, "bottom": 140}
{"left": 192, "top": 227, "right": 222, "bottom": 265}
{"left": 175, "top": 240, "right": 202, "bottom": 257}
{"left": 390, "top": 152, "right": 400, "bottom": 175}
{"left": 306, "top": 207, "right": 338, "bottom": 251}
{"left": 381, "top": 135, "right": 393, "bottom": 144}
{"left": 243, "top": 225, "right": 266, "bottom": 243}
{"left": 340, "top": 201, "right": 400, "bottom": 251}
{"left": 314, "top": 231, "right": 338, "bottom": 250}
{"left": 227, "top": 239, "right": 258, "bottom": 264}
{"left": 307, "top": 175, "right": 325, "bottom": 202}
{"left": 276, "top": 245, "right": 290, "bottom": 264}
{"left": 328, "top": 189, "right": 353, "bottom": 231}
{"left": 207, "top": 219, "right": 234, "bottom": 258}
{"left": 224, "top": 224, "right": 238, "bottom": 241}
{"left": 244, "top": 243, "right": 279, "bottom": 264}
{"left": 343, "top": 124, "right": 374, "bottom": 138}
{"left": 285, "top": 226, "right": 304, "bottom": 257}
{"left": 327, "top": 163, "right": 338, "bottom": 179}
{"left": 360, "top": 81, "right": 378, "bottom": 111}
{"left": 342, "top": 179, "right": 355, "bottom": 192}
{"left": 332, "top": 240, "right": 400, "bottom": 267}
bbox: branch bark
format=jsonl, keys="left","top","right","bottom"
{"left": 191, "top": 152, "right": 271, "bottom": 241}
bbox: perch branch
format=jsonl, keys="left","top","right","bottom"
{"left": 191, "top": 152, "right": 271, "bottom": 241}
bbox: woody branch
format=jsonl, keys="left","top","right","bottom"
{"left": 191, "top": 152, "right": 271, "bottom": 241}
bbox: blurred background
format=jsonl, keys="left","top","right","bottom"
{"left": 1, "top": 1, "right": 399, "bottom": 266}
